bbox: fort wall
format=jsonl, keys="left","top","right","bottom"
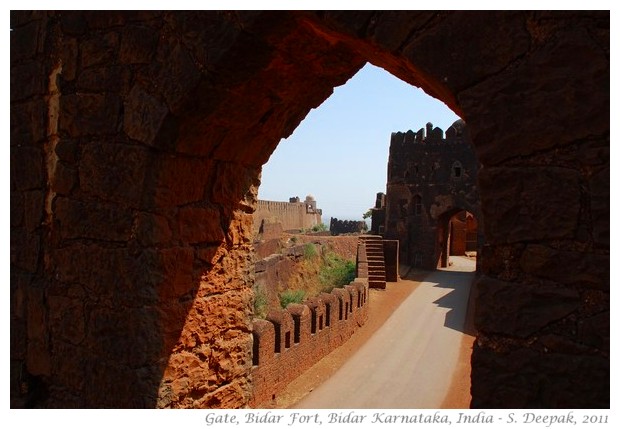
{"left": 254, "top": 196, "right": 322, "bottom": 233}
{"left": 250, "top": 242, "right": 370, "bottom": 406}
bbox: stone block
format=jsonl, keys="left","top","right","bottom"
{"left": 59, "top": 93, "right": 121, "bottom": 137}
{"left": 79, "top": 142, "right": 150, "bottom": 206}
{"left": 479, "top": 166, "right": 580, "bottom": 244}
{"left": 10, "top": 228, "right": 40, "bottom": 272}
{"left": 23, "top": 190, "right": 44, "bottom": 231}
{"left": 520, "top": 244, "right": 609, "bottom": 290}
{"left": 10, "top": 146, "right": 43, "bottom": 191}
{"left": 48, "top": 295, "right": 85, "bottom": 345}
{"left": 119, "top": 24, "right": 159, "bottom": 64}
{"left": 11, "top": 60, "right": 46, "bottom": 101}
{"left": 461, "top": 28, "right": 609, "bottom": 166}
{"left": 151, "top": 41, "right": 202, "bottom": 114}
{"left": 179, "top": 206, "right": 225, "bottom": 244}
{"left": 76, "top": 65, "right": 128, "bottom": 93}
{"left": 123, "top": 83, "right": 169, "bottom": 145}
{"left": 10, "top": 20, "right": 42, "bottom": 61}
{"left": 52, "top": 162, "right": 77, "bottom": 195}
{"left": 54, "top": 197, "right": 133, "bottom": 242}
{"left": 11, "top": 99, "right": 47, "bottom": 145}
{"left": 589, "top": 166, "right": 609, "bottom": 246}
{"left": 152, "top": 155, "right": 212, "bottom": 207}
{"left": 80, "top": 32, "right": 119, "bottom": 69}
{"left": 135, "top": 211, "right": 172, "bottom": 246}
{"left": 475, "top": 275, "right": 580, "bottom": 337}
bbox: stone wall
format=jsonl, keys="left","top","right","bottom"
{"left": 10, "top": 11, "right": 608, "bottom": 408}
{"left": 250, "top": 243, "right": 369, "bottom": 407}
{"left": 254, "top": 197, "right": 322, "bottom": 233}
{"left": 382, "top": 120, "right": 481, "bottom": 270}
{"left": 330, "top": 217, "right": 367, "bottom": 235}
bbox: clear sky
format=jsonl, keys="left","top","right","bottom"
{"left": 258, "top": 63, "right": 461, "bottom": 224}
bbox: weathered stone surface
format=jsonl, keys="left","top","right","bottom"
{"left": 10, "top": 20, "right": 43, "bottom": 61}
{"left": 76, "top": 65, "right": 129, "bottom": 93}
{"left": 135, "top": 211, "right": 173, "bottom": 246}
{"left": 11, "top": 60, "right": 46, "bottom": 101}
{"left": 59, "top": 94, "right": 121, "bottom": 137}
{"left": 123, "top": 84, "right": 169, "bottom": 145}
{"left": 10, "top": 228, "right": 40, "bottom": 272}
{"left": 402, "top": 11, "right": 530, "bottom": 94}
{"left": 79, "top": 142, "right": 150, "bottom": 206}
{"left": 11, "top": 99, "right": 47, "bottom": 145}
{"left": 475, "top": 276, "right": 580, "bottom": 337}
{"left": 80, "top": 32, "right": 119, "bottom": 69}
{"left": 51, "top": 162, "right": 77, "bottom": 195}
{"left": 520, "top": 244, "right": 609, "bottom": 290}
{"left": 471, "top": 343, "right": 609, "bottom": 408}
{"left": 151, "top": 155, "right": 212, "bottom": 207}
{"left": 10, "top": 146, "right": 43, "bottom": 191}
{"left": 589, "top": 166, "right": 609, "bottom": 246}
{"left": 479, "top": 166, "right": 581, "bottom": 244}
{"left": 179, "top": 207, "right": 224, "bottom": 244}
{"left": 119, "top": 24, "right": 159, "bottom": 64}
{"left": 578, "top": 311, "right": 609, "bottom": 352}
{"left": 460, "top": 26, "right": 609, "bottom": 166}
{"left": 55, "top": 197, "right": 133, "bottom": 242}
{"left": 23, "top": 190, "right": 44, "bottom": 231}
{"left": 150, "top": 41, "right": 202, "bottom": 114}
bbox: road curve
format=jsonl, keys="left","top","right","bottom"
{"left": 294, "top": 257, "right": 475, "bottom": 409}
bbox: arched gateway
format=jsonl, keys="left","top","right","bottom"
{"left": 10, "top": 11, "right": 609, "bottom": 408}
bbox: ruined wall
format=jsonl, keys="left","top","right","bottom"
{"left": 383, "top": 120, "right": 481, "bottom": 269}
{"left": 10, "top": 10, "right": 608, "bottom": 409}
{"left": 330, "top": 217, "right": 367, "bottom": 235}
{"left": 250, "top": 243, "right": 369, "bottom": 407}
{"left": 254, "top": 198, "right": 322, "bottom": 233}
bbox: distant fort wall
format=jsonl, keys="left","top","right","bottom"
{"left": 254, "top": 195, "right": 322, "bottom": 233}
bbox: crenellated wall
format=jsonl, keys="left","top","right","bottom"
{"left": 249, "top": 242, "right": 370, "bottom": 407}
{"left": 254, "top": 196, "right": 323, "bottom": 233}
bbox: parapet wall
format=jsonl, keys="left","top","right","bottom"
{"left": 250, "top": 242, "right": 370, "bottom": 407}
{"left": 254, "top": 199, "right": 322, "bottom": 233}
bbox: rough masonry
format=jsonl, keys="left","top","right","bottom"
{"left": 10, "top": 11, "right": 609, "bottom": 408}
{"left": 376, "top": 119, "right": 481, "bottom": 270}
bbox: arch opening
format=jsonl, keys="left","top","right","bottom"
{"left": 9, "top": 10, "right": 608, "bottom": 410}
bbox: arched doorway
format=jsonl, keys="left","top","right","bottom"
{"left": 437, "top": 209, "right": 479, "bottom": 270}
{"left": 10, "top": 11, "right": 609, "bottom": 409}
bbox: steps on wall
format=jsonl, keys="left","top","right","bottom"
{"left": 360, "top": 235, "right": 386, "bottom": 289}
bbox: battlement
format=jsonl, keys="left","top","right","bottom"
{"left": 390, "top": 119, "right": 468, "bottom": 152}
{"left": 254, "top": 195, "right": 323, "bottom": 233}
{"left": 249, "top": 241, "right": 371, "bottom": 406}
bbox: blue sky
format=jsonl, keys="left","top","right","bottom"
{"left": 258, "top": 63, "right": 461, "bottom": 224}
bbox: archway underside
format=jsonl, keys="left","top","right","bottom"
{"left": 10, "top": 10, "right": 609, "bottom": 408}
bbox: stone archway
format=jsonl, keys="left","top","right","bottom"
{"left": 10, "top": 11, "right": 609, "bottom": 408}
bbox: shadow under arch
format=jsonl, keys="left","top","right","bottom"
{"left": 9, "top": 10, "right": 609, "bottom": 409}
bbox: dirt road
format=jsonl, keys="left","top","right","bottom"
{"left": 293, "top": 257, "right": 476, "bottom": 409}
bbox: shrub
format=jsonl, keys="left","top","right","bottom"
{"left": 319, "top": 252, "right": 356, "bottom": 292}
{"left": 253, "top": 288, "right": 269, "bottom": 319}
{"left": 303, "top": 243, "right": 318, "bottom": 259}
{"left": 311, "top": 223, "right": 328, "bottom": 232}
{"left": 279, "top": 289, "right": 305, "bottom": 308}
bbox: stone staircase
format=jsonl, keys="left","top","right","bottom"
{"left": 360, "top": 235, "right": 386, "bottom": 289}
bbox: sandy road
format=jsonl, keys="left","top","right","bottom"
{"left": 294, "top": 257, "right": 476, "bottom": 409}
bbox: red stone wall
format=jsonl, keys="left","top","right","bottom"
{"left": 250, "top": 243, "right": 370, "bottom": 407}
{"left": 254, "top": 200, "right": 322, "bottom": 233}
{"left": 11, "top": 11, "right": 608, "bottom": 409}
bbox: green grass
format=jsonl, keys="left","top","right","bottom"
{"left": 279, "top": 289, "right": 306, "bottom": 308}
{"left": 319, "top": 251, "right": 356, "bottom": 292}
{"left": 303, "top": 243, "right": 318, "bottom": 259}
{"left": 253, "top": 288, "right": 269, "bottom": 319}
